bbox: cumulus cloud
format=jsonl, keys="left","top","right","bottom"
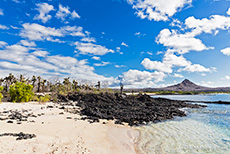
{"left": 116, "top": 69, "right": 166, "bottom": 88}
{"left": 141, "top": 51, "right": 213, "bottom": 73}
{"left": 134, "top": 32, "right": 146, "bottom": 37}
{"left": 20, "top": 40, "right": 36, "bottom": 47}
{"left": 20, "top": 23, "right": 63, "bottom": 41}
{"left": 173, "top": 73, "right": 184, "bottom": 78}
{"left": 94, "top": 61, "right": 110, "bottom": 67}
{"left": 56, "top": 4, "right": 70, "bottom": 21}
{"left": 141, "top": 58, "right": 173, "bottom": 73}
{"left": 221, "top": 47, "right": 230, "bottom": 56}
{"left": 227, "top": 8, "right": 230, "bottom": 16}
{"left": 61, "top": 26, "right": 85, "bottom": 37}
{"left": 81, "top": 37, "right": 96, "bottom": 43}
{"left": 0, "top": 41, "right": 8, "bottom": 48}
{"left": 115, "top": 65, "right": 125, "bottom": 68}
{"left": 0, "top": 24, "right": 9, "bottom": 30}
{"left": 0, "top": 9, "right": 3, "bottom": 16}
{"left": 71, "top": 10, "right": 80, "bottom": 19}
{"left": 12, "top": 0, "right": 25, "bottom": 3}
{"left": 56, "top": 4, "right": 80, "bottom": 21}
{"left": 0, "top": 42, "right": 113, "bottom": 82}
{"left": 156, "top": 29, "right": 212, "bottom": 54}
{"left": 178, "top": 64, "right": 213, "bottom": 73}
{"left": 225, "top": 75, "right": 230, "bottom": 80}
{"left": 32, "top": 50, "right": 49, "bottom": 57}
{"left": 127, "top": 0, "right": 192, "bottom": 21}
{"left": 185, "top": 15, "right": 230, "bottom": 36}
{"left": 19, "top": 23, "right": 85, "bottom": 42}
{"left": 74, "top": 42, "right": 114, "bottom": 55}
{"left": 34, "top": 3, "right": 55, "bottom": 23}
{"left": 92, "top": 56, "right": 101, "bottom": 61}
{"left": 121, "top": 42, "right": 129, "bottom": 47}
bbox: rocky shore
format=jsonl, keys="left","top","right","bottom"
{"left": 58, "top": 92, "right": 206, "bottom": 126}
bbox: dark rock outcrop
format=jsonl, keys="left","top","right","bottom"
{"left": 58, "top": 92, "right": 206, "bottom": 126}
{"left": 0, "top": 132, "right": 36, "bottom": 140}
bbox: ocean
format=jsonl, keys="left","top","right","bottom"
{"left": 135, "top": 94, "right": 230, "bottom": 154}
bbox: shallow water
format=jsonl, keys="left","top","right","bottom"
{"left": 135, "top": 94, "right": 230, "bottom": 154}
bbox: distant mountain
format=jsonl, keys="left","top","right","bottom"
{"left": 143, "top": 79, "right": 230, "bottom": 92}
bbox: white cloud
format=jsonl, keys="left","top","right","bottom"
{"left": 56, "top": 4, "right": 80, "bottom": 21}
{"left": 0, "top": 9, "right": 3, "bottom": 16}
{"left": 32, "top": 50, "right": 49, "bottom": 57}
{"left": 61, "top": 26, "right": 85, "bottom": 37}
{"left": 74, "top": 42, "right": 114, "bottom": 55}
{"left": 141, "top": 51, "right": 214, "bottom": 73}
{"left": 56, "top": 4, "right": 70, "bottom": 21}
{"left": 20, "top": 40, "right": 36, "bottom": 47}
{"left": 127, "top": 0, "right": 192, "bottom": 21}
{"left": 179, "top": 64, "right": 213, "bottom": 73}
{"left": 116, "top": 69, "right": 166, "bottom": 88}
{"left": 20, "top": 23, "right": 85, "bottom": 42}
{"left": 227, "top": 8, "right": 230, "bottom": 16}
{"left": 121, "top": 42, "right": 129, "bottom": 47}
{"left": 81, "top": 37, "right": 96, "bottom": 43}
{"left": 225, "top": 75, "right": 230, "bottom": 80}
{"left": 141, "top": 58, "right": 172, "bottom": 73}
{"left": 92, "top": 56, "right": 101, "bottom": 61}
{"left": 20, "top": 23, "right": 63, "bottom": 41}
{"left": 0, "top": 41, "right": 8, "bottom": 48}
{"left": 185, "top": 15, "right": 230, "bottom": 36}
{"left": 201, "top": 73, "right": 206, "bottom": 76}
{"left": 221, "top": 47, "right": 230, "bottom": 56}
{"left": 134, "top": 32, "right": 146, "bottom": 37}
{"left": 34, "top": 3, "right": 55, "bottom": 23}
{"left": 173, "top": 73, "right": 184, "bottom": 78}
{"left": 94, "top": 61, "right": 110, "bottom": 67}
{"left": 0, "top": 24, "right": 9, "bottom": 30}
{"left": 0, "top": 42, "right": 113, "bottom": 82}
{"left": 147, "top": 51, "right": 153, "bottom": 55}
{"left": 115, "top": 65, "right": 125, "bottom": 68}
{"left": 12, "top": 0, "right": 25, "bottom": 3}
{"left": 156, "top": 29, "right": 212, "bottom": 54}
{"left": 71, "top": 10, "right": 80, "bottom": 19}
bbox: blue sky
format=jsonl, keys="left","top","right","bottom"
{"left": 1, "top": 0, "right": 230, "bottom": 88}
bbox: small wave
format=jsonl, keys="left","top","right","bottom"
{"left": 135, "top": 119, "right": 230, "bottom": 154}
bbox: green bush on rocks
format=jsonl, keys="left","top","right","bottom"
{"left": 9, "top": 82, "right": 34, "bottom": 103}
{"left": 0, "top": 86, "right": 3, "bottom": 102}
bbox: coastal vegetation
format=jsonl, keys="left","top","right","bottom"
{"left": 0, "top": 73, "right": 114, "bottom": 103}
{"left": 0, "top": 73, "right": 230, "bottom": 103}
{"left": 0, "top": 86, "right": 3, "bottom": 102}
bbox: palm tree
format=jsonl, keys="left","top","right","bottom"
{"left": 19, "top": 74, "right": 24, "bottom": 82}
{"left": 73, "top": 80, "right": 78, "bottom": 92}
{"left": 37, "top": 76, "right": 41, "bottom": 92}
{"left": 0, "top": 78, "right": 4, "bottom": 86}
{"left": 31, "top": 75, "right": 36, "bottom": 91}
{"left": 42, "top": 79, "right": 47, "bottom": 92}
{"left": 63, "top": 77, "right": 70, "bottom": 92}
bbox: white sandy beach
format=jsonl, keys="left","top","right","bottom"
{"left": 0, "top": 102, "right": 139, "bottom": 154}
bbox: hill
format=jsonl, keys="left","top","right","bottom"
{"left": 144, "top": 79, "right": 230, "bottom": 92}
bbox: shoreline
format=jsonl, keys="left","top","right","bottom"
{"left": 0, "top": 102, "right": 139, "bottom": 154}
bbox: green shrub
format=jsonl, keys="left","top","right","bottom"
{"left": 39, "top": 94, "right": 50, "bottom": 103}
{"left": 9, "top": 82, "right": 34, "bottom": 103}
{"left": 0, "top": 86, "right": 3, "bottom": 102}
{"left": 32, "top": 95, "right": 39, "bottom": 102}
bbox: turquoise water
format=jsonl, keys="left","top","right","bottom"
{"left": 135, "top": 94, "right": 230, "bottom": 154}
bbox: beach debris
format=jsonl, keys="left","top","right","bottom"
{"left": 0, "top": 109, "right": 39, "bottom": 124}
{"left": 0, "top": 132, "right": 36, "bottom": 140}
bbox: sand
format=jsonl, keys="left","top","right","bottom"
{"left": 0, "top": 102, "right": 139, "bottom": 154}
